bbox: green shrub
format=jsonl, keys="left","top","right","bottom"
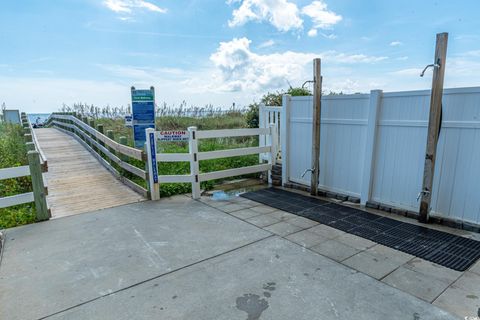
{"left": 0, "top": 122, "right": 35, "bottom": 229}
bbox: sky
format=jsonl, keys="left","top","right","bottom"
{"left": 0, "top": 0, "right": 479, "bottom": 113}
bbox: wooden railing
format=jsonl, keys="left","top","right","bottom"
{"left": 145, "top": 125, "right": 278, "bottom": 200}
{"left": 46, "top": 113, "right": 149, "bottom": 198}
{"left": 1, "top": 113, "right": 50, "bottom": 221}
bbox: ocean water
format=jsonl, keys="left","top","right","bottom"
{"left": 28, "top": 113, "right": 51, "bottom": 125}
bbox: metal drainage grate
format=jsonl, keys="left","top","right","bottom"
{"left": 241, "top": 188, "right": 480, "bottom": 271}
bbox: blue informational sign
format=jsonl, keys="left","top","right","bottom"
{"left": 131, "top": 87, "right": 155, "bottom": 148}
{"left": 149, "top": 131, "right": 158, "bottom": 183}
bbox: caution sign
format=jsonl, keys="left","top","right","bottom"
{"left": 158, "top": 130, "right": 189, "bottom": 142}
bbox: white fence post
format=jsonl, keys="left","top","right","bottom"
{"left": 188, "top": 126, "right": 201, "bottom": 199}
{"left": 259, "top": 103, "right": 266, "bottom": 164}
{"left": 145, "top": 128, "right": 160, "bottom": 200}
{"left": 281, "top": 94, "right": 291, "bottom": 186}
{"left": 360, "top": 90, "right": 383, "bottom": 205}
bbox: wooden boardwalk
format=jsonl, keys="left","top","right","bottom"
{"left": 34, "top": 128, "right": 144, "bottom": 218}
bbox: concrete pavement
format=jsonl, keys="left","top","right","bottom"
{"left": 0, "top": 195, "right": 461, "bottom": 319}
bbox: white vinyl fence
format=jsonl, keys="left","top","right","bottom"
{"left": 146, "top": 125, "right": 278, "bottom": 200}
{"left": 259, "top": 104, "right": 281, "bottom": 162}
{"left": 281, "top": 87, "right": 480, "bottom": 225}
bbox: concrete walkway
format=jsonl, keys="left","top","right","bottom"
{"left": 0, "top": 195, "right": 467, "bottom": 319}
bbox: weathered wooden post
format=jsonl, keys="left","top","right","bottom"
{"left": 24, "top": 133, "right": 33, "bottom": 143}
{"left": 89, "top": 119, "right": 97, "bottom": 153}
{"left": 97, "top": 124, "right": 105, "bottom": 159}
{"left": 311, "top": 58, "right": 322, "bottom": 196}
{"left": 27, "top": 150, "right": 50, "bottom": 221}
{"left": 106, "top": 130, "right": 115, "bottom": 165}
{"left": 418, "top": 32, "right": 448, "bottom": 223}
{"left": 188, "top": 126, "right": 201, "bottom": 199}
{"left": 119, "top": 136, "right": 128, "bottom": 177}
{"left": 25, "top": 142, "right": 35, "bottom": 152}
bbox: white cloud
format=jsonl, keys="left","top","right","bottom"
{"left": 258, "top": 39, "right": 275, "bottom": 48}
{"left": 307, "top": 28, "right": 318, "bottom": 37}
{"left": 390, "top": 41, "right": 403, "bottom": 46}
{"left": 227, "top": 0, "right": 303, "bottom": 32}
{"left": 397, "top": 56, "right": 409, "bottom": 61}
{"left": 301, "top": 1, "right": 342, "bottom": 29}
{"left": 209, "top": 37, "right": 387, "bottom": 92}
{"left": 103, "top": 0, "right": 166, "bottom": 14}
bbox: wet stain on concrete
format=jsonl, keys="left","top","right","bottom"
{"left": 236, "top": 282, "right": 276, "bottom": 320}
{"left": 275, "top": 254, "right": 280, "bottom": 259}
{"left": 172, "top": 295, "right": 178, "bottom": 299}
{"left": 413, "top": 312, "right": 420, "bottom": 320}
{"left": 466, "top": 294, "right": 478, "bottom": 299}
{"left": 236, "top": 294, "right": 269, "bottom": 320}
{"left": 263, "top": 282, "right": 276, "bottom": 291}
{"left": 249, "top": 258, "right": 254, "bottom": 262}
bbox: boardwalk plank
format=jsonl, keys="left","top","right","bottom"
{"left": 34, "top": 128, "right": 144, "bottom": 218}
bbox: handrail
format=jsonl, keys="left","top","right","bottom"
{"left": 21, "top": 114, "right": 48, "bottom": 171}
{"left": 47, "top": 113, "right": 148, "bottom": 198}
{"left": 48, "top": 114, "right": 144, "bottom": 160}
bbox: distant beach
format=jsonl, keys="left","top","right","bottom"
{"left": 28, "top": 113, "right": 51, "bottom": 124}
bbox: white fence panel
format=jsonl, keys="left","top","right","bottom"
{"left": 370, "top": 91, "right": 430, "bottom": 210}
{"left": 431, "top": 88, "right": 480, "bottom": 223}
{"left": 287, "top": 95, "right": 369, "bottom": 197}
{"left": 282, "top": 87, "right": 480, "bottom": 225}
{"left": 259, "top": 104, "right": 281, "bottom": 162}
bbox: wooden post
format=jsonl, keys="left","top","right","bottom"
{"left": 106, "top": 130, "right": 115, "bottom": 165}
{"left": 311, "top": 58, "right": 322, "bottom": 196}
{"left": 119, "top": 136, "right": 128, "bottom": 177}
{"left": 188, "top": 126, "right": 201, "bottom": 199}
{"left": 419, "top": 32, "right": 448, "bottom": 223}
{"left": 89, "top": 119, "right": 97, "bottom": 153}
{"left": 97, "top": 124, "right": 105, "bottom": 158}
{"left": 145, "top": 128, "right": 160, "bottom": 200}
{"left": 26, "top": 142, "right": 35, "bottom": 152}
{"left": 27, "top": 150, "right": 50, "bottom": 221}
{"left": 24, "top": 134, "right": 32, "bottom": 143}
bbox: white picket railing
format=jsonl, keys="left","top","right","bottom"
{"left": 0, "top": 166, "right": 33, "bottom": 208}
{"left": 145, "top": 125, "right": 278, "bottom": 200}
{"left": 259, "top": 104, "right": 281, "bottom": 162}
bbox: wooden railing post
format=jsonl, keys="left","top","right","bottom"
{"left": 119, "top": 136, "right": 128, "bottom": 177}
{"left": 26, "top": 142, "right": 35, "bottom": 152}
{"left": 89, "top": 119, "right": 97, "bottom": 153}
{"left": 188, "top": 126, "right": 201, "bottom": 199}
{"left": 24, "top": 133, "right": 33, "bottom": 143}
{"left": 106, "top": 130, "right": 115, "bottom": 165}
{"left": 97, "top": 124, "right": 105, "bottom": 158}
{"left": 27, "top": 150, "right": 49, "bottom": 221}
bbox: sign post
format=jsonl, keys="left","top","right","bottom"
{"left": 131, "top": 86, "right": 155, "bottom": 148}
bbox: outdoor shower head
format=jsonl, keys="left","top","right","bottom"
{"left": 420, "top": 63, "right": 441, "bottom": 77}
